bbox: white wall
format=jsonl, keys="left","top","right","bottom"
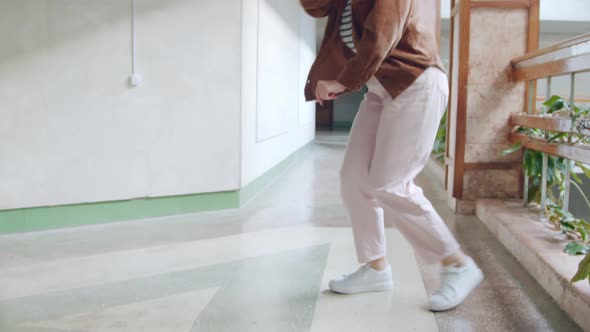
{"left": 1, "top": 0, "right": 317, "bottom": 211}
{"left": 539, "top": 0, "right": 590, "bottom": 22}
{"left": 241, "top": 0, "right": 316, "bottom": 187}
{"left": 0, "top": 0, "right": 243, "bottom": 210}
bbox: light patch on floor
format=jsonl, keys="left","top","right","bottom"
{"left": 22, "top": 288, "right": 220, "bottom": 332}
{"left": 0, "top": 227, "right": 438, "bottom": 332}
{"left": 311, "top": 229, "right": 438, "bottom": 332}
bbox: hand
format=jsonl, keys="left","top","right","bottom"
{"left": 315, "top": 80, "right": 346, "bottom": 106}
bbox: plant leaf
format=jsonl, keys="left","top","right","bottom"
{"left": 543, "top": 95, "right": 562, "bottom": 107}
{"left": 564, "top": 242, "right": 590, "bottom": 255}
{"left": 501, "top": 142, "right": 523, "bottom": 156}
{"left": 579, "top": 227, "right": 588, "bottom": 242}
{"left": 523, "top": 149, "right": 533, "bottom": 175}
{"left": 543, "top": 96, "right": 566, "bottom": 113}
{"left": 571, "top": 253, "right": 590, "bottom": 283}
{"left": 578, "top": 163, "right": 590, "bottom": 179}
{"left": 528, "top": 182, "right": 540, "bottom": 204}
{"left": 547, "top": 133, "right": 568, "bottom": 143}
{"left": 572, "top": 171, "right": 583, "bottom": 184}
{"left": 561, "top": 221, "right": 576, "bottom": 232}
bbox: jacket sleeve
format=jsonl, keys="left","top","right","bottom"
{"left": 300, "top": 0, "right": 336, "bottom": 18}
{"left": 337, "top": 0, "right": 412, "bottom": 91}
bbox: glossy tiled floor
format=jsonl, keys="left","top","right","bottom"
{"left": 0, "top": 132, "right": 582, "bottom": 331}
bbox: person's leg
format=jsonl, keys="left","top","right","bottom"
{"left": 368, "top": 68, "right": 460, "bottom": 263}
{"left": 368, "top": 68, "right": 482, "bottom": 309}
{"left": 339, "top": 81, "right": 387, "bottom": 267}
{"left": 329, "top": 78, "right": 394, "bottom": 294}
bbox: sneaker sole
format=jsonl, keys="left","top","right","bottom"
{"left": 329, "top": 281, "right": 394, "bottom": 294}
{"left": 429, "top": 269, "right": 484, "bottom": 312}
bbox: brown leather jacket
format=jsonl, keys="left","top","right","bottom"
{"left": 301, "top": 0, "right": 445, "bottom": 101}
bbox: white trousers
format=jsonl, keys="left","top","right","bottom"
{"left": 340, "top": 67, "right": 461, "bottom": 264}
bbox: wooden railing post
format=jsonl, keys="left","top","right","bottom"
{"left": 445, "top": 0, "right": 539, "bottom": 214}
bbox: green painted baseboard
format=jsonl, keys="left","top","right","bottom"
{"left": 0, "top": 191, "right": 240, "bottom": 234}
{"left": 0, "top": 144, "right": 310, "bottom": 234}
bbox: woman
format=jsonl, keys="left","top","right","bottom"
{"left": 301, "top": 0, "right": 483, "bottom": 311}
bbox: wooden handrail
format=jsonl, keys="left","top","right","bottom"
{"left": 513, "top": 54, "right": 590, "bottom": 82}
{"left": 510, "top": 114, "right": 572, "bottom": 132}
{"left": 511, "top": 32, "right": 590, "bottom": 82}
{"left": 510, "top": 114, "right": 590, "bottom": 136}
{"left": 512, "top": 32, "right": 590, "bottom": 64}
{"left": 506, "top": 18, "right": 588, "bottom": 212}
{"left": 510, "top": 132, "right": 590, "bottom": 165}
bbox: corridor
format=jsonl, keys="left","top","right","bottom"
{"left": 0, "top": 133, "right": 581, "bottom": 332}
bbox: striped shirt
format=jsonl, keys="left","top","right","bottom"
{"left": 339, "top": 0, "right": 356, "bottom": 52}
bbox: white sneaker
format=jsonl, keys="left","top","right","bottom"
{"left": 429, "top": 257, "right": 484, "bottom": 311}
{"left": 329, "top": 264, "right": 394, "bottom": 294}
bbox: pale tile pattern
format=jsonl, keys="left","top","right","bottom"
{"left": 24, "top": 289, "right": 220, "bottom": 332}
{"left": 0, "top": 227, "right": 438, "bottom": 332}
